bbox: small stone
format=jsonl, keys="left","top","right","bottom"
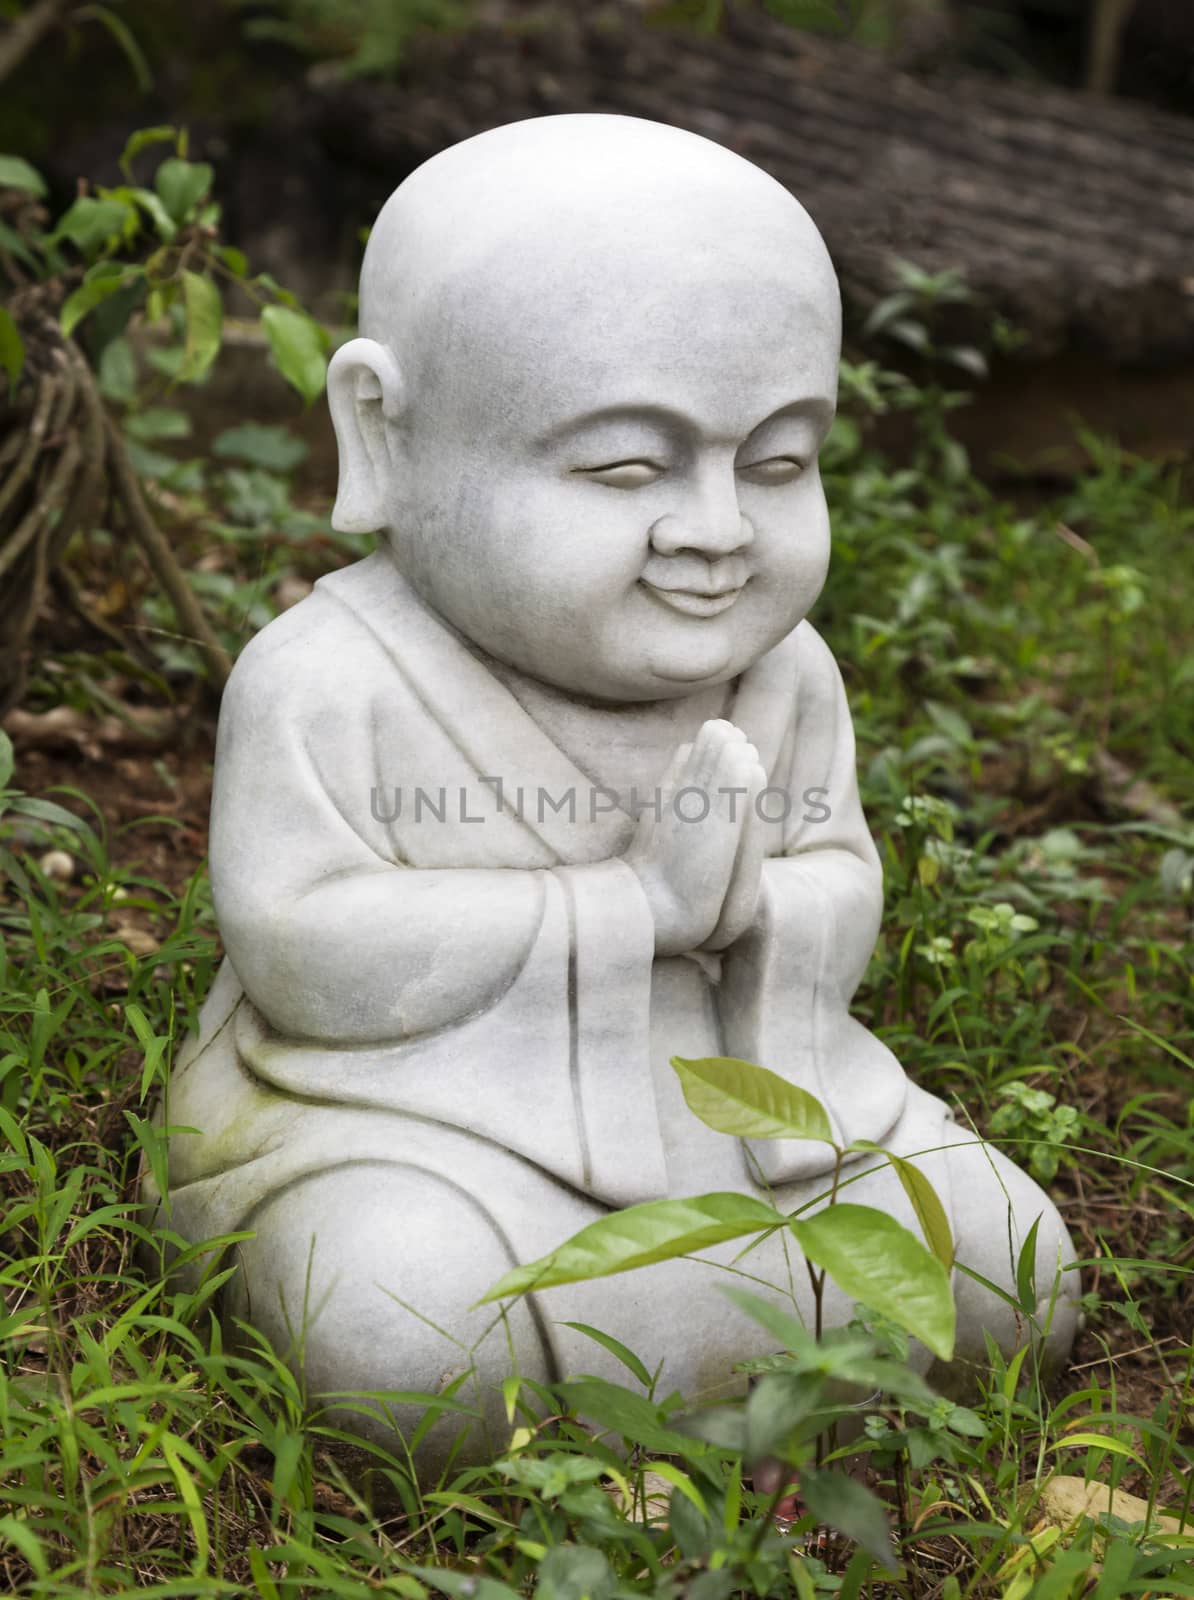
{"left": 112, "top": 923, "right": 160, "bottom": 957}
{"left": 1039, "top": 1475, "right": 1184, "bottom": 1538}
{"left": 39, "top": 849, "right": 74, "bottom": 881}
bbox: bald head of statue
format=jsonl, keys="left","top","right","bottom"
{"left": 328, "top": 114, "right": 843, "bottom": 703}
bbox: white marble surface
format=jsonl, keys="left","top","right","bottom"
{"left": 153, "top": 114, "right": 1079, "bottom": 1470}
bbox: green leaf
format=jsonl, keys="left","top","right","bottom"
{"left": 744, "top": 1370, "right": 824, "bottom": 1466}
{"left": 261, "top": 304, "right": 328, "bottom": 403}
{"left": 0, "top": 307, "right": 23, "bottom": 398}
{"left": 217, "top": 244, "right": 248, "bottom": 277}
{"left": 154, "top": 157, "right": 213, "bottom": 223}
{"left": 798, "top": 1467, "right": 896, "bottom": 1573}
{"left": 130, "top": 186, "right": 176, "bottom": 241}
{"left": 0, "top": 729, "right": 13, "bottom": 789}
{"left": 790, "top": 1204, "right": 956, "bottom": 1361}
{"left": 555, "top": 1376, "right": 694, "bottom": 1455}
{"left": 719, "top": 1284, "right": 817, "bottom": 1360}
{"left": 119, "top": 126, "right": 178, "bottom": 179}
{"left": 536, "top": 1543, "right": 614, "bottom": 1600}
{"left": 125, "top": 406, "right": 191, "bottom": 441}
{"left": 9, "top": 797, "right": 87, "bottom": 831}
{"left": 75, "top": 4, "right": 153, "bottom": 91}
{"left": 1015, "top": 1213, "right": 1043, "bottom": 1315}
{"left": 0, "top": 220, "right": 38, "bottom": 271}
{"left": 408, "top": 1573, "right": 520, "bottom": 1600}
{"left": 213, "top": 421, "right": 308, "bottom": 472}
{"left": 850, "top": 1142, "right": 953, "bottom": 1269}
{"left": 559, "top": 1321, "right": 652, "bottom": 1388}
{"left": 924, "top": 700, "right": 973, "bottom": 747}
{"left": 61, "top": 265, "right": 135, "bottom": 337}
{"left": 52, "top": 196, "right": 134, "bottom": 255}
{"left": 98, "top": 336, "right": 137, "bottom": 402}
{"left": 0, "top": 155, "right": 46, "bottom": 197}
{"left": 1048, "top": 1431, "right": 1147, "bottom": 1469}
{"left": 178, "top": 271, "right": 222, "bottom": 383}
{"left": 670, "top": 1056, "right": 835, "bottom": 1143}
{"left": 673, "top": 1402, "right": 746, "bottom": 1454}
{"left": 476, "top": 1192, "right": 784, "bottom": 1302}
{"left": 0, "top": 1515, "right": 47, "bottom": 1580}
{"left": 890, "top": 1155, "right": 953, "bottom": 1271}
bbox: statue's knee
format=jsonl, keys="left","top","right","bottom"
{"left": 228, "top": 1162, "right": 553, "bottom": 1431}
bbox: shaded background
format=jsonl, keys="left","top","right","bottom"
{"left": 6, "top": 0, "right": 1194, "bottom": 480}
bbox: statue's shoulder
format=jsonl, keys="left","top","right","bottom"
{"left": 791, "top": 617, "right": 846, "bottom": 693}
{"left": 221, "top": 552, "right": 397, "bottom": 715}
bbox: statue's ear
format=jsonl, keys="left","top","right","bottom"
{"left": 327, "top": 338, "right": 406, "bottom": 534}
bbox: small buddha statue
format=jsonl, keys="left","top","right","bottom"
{"left": 154, "top": 113, "right": 1079, "bottom": 1471}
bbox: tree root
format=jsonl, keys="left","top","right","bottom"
{"left": 0, "top": 317, "right": 232, "bottom": 716}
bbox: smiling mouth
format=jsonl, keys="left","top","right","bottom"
{"left": 640, "top": 581, "right": 746, "bottom": 618}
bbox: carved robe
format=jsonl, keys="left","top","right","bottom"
{"left": 161, "top": 549, "right": 920, "bottom": 1251}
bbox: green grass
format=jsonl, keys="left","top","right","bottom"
{"left": 1, "top": 366, "right": 1192, "bottom": 1596}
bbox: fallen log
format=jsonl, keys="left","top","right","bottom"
{"left": 312, "top": 1, "right": 1194, "bottom": 365}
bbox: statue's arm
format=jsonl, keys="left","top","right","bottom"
{"left": 208, "top": 653, "right": 546, "bottom": 1044}
{"left": 746, "top": 623, "right": 883, "bottom": 997}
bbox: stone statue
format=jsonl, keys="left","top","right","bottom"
{"left": 154, "top": 114, "right": 1078, "bottom": 1470}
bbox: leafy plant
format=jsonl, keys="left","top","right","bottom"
{"left": 231, "top": 0, "right": 473, "bottom": 78}
{"left": 0, "top": 127, "right": 334, "bottom": 709}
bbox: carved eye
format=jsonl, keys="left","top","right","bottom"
{"left": 737, "top": 456, "right": 805, "bottom": 485}
{"left": 576, "top": 460, "right": 666, "bottom": 489}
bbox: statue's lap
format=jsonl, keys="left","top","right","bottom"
{"left": 204, "top": 1080, "right": 1076, "bottom": 1469}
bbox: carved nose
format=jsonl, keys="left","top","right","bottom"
{"left": 649, "top": 508, "right": 754, "bottom": 559}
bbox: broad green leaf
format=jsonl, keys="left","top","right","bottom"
{"left": 218, "top": 244, "right": 248, "bottom": 277}
{"left": 743, "top": 1370, "right": 825, "bottom": 1466}
{"left": 0, "top": 155, "right": 46, "bottom": 196}
{"left": 496, "top": 1453, "right": 607, "bottom": 1500}
{"left": 214, "top": 421, "right": 308, "bottom": 472}
{"left": 97, "top": 336, "right": 137, "bottom": 402}
{"left": 790, "top": 1203, "right": 956, "bottom": 1361}
{"left": 0, "top": 308, "right": 23, "bottom": 397}
{"left": 673, "top": 1402, "right": 746, "bottom": 1454}
{"left": 178, "top": 271, "right": 222, "bottom": 383}
{"left": 719, "top": 1284, "right": 817, "bottom": 1361}
{"left": 851, "top": 1141, "right": 953, "bottom": 1269}
{"left": 536, "top": 1542, "right": 614, "bottom": 1600}
{"left": 409, "top": 1570, "right": 520, "bottom": 1600}
{"left": 52, "top": 196, "right": 133, "bottom": 255}
{"left": 671, "top": 1055, "right": 834, "bottom": 1143}
{"left": 124, "top": 406, "right": 191, "bottom": 441}
{"left": 131, "top": 185, "right": 177, "bottom": 240}
{"left": 261, "top": 303, "right": 328, "bottom": 403}
{"left": 924, "top": 700, "right": 973, "bottom": 747}
{"left": 154, "top": 157, "right": 213, "bottom": 223}
{"left": 798, "top": 1467, "right": 897, "bottom": 1573}
{"left": 476, "top": 1192, "right": 784, "bottom": 1302}
{"left": 0, "top": 729, "right": 13, "bottom": 789}
{"left": 61, "top": 265, "right": 135, "bottom": 337}
{"left": 555, "top": 1377, "right": 694, "bottom": 1456}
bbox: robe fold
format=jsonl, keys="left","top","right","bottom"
{"left": 165, "top": 549, "right": 909, "bottom": 1237}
